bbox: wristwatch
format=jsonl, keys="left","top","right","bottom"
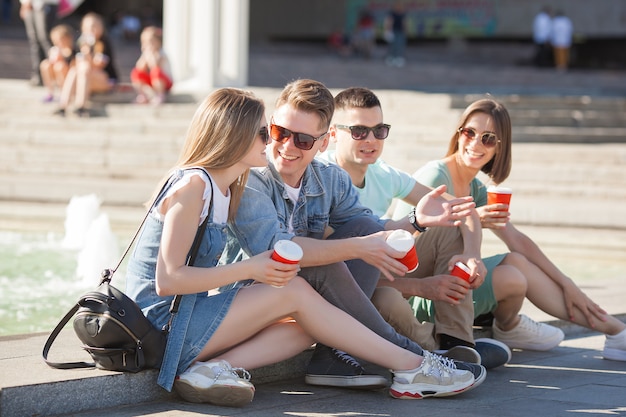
{"left": 408, "top": 208, "right": 428, "bottom": 233}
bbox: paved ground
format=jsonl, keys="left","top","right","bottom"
{"left": 64, "top": 332, "right": 626, "bottom": 417}
{"left": 1, "top": 18, "right": 626, "bottom": 417}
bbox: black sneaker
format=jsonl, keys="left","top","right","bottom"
{"left": 305, "top": 344, "right": 388, "bottom": 389}
{"left": 474, "top": 338, "right": 511, "bottom": 369}
{"left": 474, "top": 312, "right": 495, "bottom": 327}
{"left": 74, "top": 107, "right": 90, "bottom": 118}
{"left": 435, "top": 345, "right": 481, "bottom": 365}
{"left": 449, "top": 359, "right": 487, "bottom": 391}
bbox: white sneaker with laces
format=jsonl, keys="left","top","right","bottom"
{"left": 603, "top": 328, "right": 626, "bottom": 361}
{"left": 389, "top": 351, "right": 476, "bottom": 399}
{"left": 174, "top": 360, "right": 255, "bottom": 406}
{"left": 493, "top": 314, "right": 564, "bottom": 351}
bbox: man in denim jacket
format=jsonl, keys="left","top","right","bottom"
{"left": 228, "top": 79, "right": 486, "bottom": 389}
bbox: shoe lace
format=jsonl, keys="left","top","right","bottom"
{"left": 230, "top": 366, "right": 252, "bottom": 381}
{"left": 214, "top": 361, "right": 252, "bottom": 382}
{"left": 332, "top": 349, "right": 362, "bottom": 369}
{"left": 424, "top": 351, "right": 457, "bottom": 378}
{"left": 519, "top": 315, "right": 543, "bottom": 335}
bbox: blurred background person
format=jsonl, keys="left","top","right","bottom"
{"left": 384, "top": 1, "right": 407, "bottom": 67}
{"left": 532, "top": 6, "right": 552, "bottom": 67}
{"left": 39, "top": 23, "right": 75, "bottom": 103}
{"left": 550, "top": 10, "right": 574, "bottom": 71}
{"left": 19, "top": 0, "right": 59, "bottom": 86}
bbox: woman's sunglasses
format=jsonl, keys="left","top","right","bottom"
{"left": 269, "top": 123, "right": 327, "bottom": 151}
{"left": 335, "top": 124, "right": 391, "bottom": 140}
{"left": 458, "top": 127, "right": 500, "bottom": 148}
{"left": 259, "top": 126, "right": 270, "bottom": 145}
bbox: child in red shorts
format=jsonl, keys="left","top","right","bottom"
{"left": 130, "top": 26, "right": 173, "bottom": 105}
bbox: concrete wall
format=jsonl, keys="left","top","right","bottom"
{"left": 250, "top": 0, "right": 626, "bottom": 42}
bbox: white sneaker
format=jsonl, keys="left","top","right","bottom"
{"left": 389, "top": 351, "right": 476, "bottom": 399}
{"left": 603, "top": 329, "right": 626, "bottom": 361}
{"left": 174, "top": 360, "right": 255, "bottom": 406}
{"left": 493, "top": 314, "right": 564, "bottom": 351}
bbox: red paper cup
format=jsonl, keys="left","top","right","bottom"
{"left": 487, "top": 186, "right": 512, "bottom": 227}
{"left": 386, "top": 230, "right": 418, "bottom": 273}
{"left": 450, "top": 261, "right": 471, "bottom": 301}
{"left": 451, "top": 261, "right": 471, "bottom": 283}
{"left": 270, "top": 240, "right": 303, "bottom": 288}
{"left": 271, "top": 240, "right": 303, "bottom": 265}
{"left": 487, "top": 186, "right": 513, "bottom": 206}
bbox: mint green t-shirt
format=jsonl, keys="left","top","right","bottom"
{"left": 317, "top": 150, "right": 415, "bottom": 218}
{"left": 393, "top": 159, "right": 488, "bottom": 220}
{"left": 394, "top": 159, "right": 502, "bottom": 321}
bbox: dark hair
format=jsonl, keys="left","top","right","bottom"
{"left": 334, "top": 87, "right": 381, "bottom": 110}
{"left": 447, "top": 98, "right": 512, "bottom": 184}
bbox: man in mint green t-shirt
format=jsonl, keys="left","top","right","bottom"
{"left": 317, "top": 87, "right": 511, "bottom": 369}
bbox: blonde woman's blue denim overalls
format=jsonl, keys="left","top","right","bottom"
{"left": 125, "top": 168, "right": 248, "bottom": 391}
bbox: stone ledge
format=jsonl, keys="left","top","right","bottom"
{"left": 3, "top": 316, "right": 625, "bottom": 417}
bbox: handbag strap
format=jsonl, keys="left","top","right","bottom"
{"left": 43, "top": 167, "right": 213, "bottom": 369}
{"left": 42, "top": 303, "right": 91, "bottom": 369}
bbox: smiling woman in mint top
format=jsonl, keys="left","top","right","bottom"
{"left": 393, "top": 97, "right": 626, "bottom": 360}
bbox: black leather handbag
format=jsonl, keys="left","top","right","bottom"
{"left": 43, "top": 168, "right": 209, "bottom": 372}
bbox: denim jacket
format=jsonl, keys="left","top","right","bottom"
{"left": 227, "top": 158, "right": 387, "bottom": 258}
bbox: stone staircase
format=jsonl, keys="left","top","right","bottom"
{"left": 2, "top": 80, "right": 626, "bottom": 236}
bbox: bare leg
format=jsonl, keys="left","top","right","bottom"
{"left": 52, "top": 60, "right": 69, "bottom": 90}
{"left": 39, "top": 59, "right": 54, "bottom": 96}
{"left": 490, "top": 256, "right": 528, "bottom": 331}
{"left": 58, "top": 66, "right": 77, "bottom": 109}
{"left": 199, "top": 277, "right": 421, "bottom": 372}
{"left": 74, "top": 62, "right": 90, "bottom": 109}
{"left": 506, "top": 252, "right": 626, "bottom": 335}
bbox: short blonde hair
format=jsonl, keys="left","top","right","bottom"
{"left": 140, "top": 26, "right": 163, "bottom": 47}
{"left": 50, "top": 24, "right": 74, "bottom": 45}
{"left": 275, "top": 79, "right": 334, "bottom": 131}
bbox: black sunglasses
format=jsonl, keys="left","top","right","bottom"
{"left": 259, "top": 126, "right": 270, "bottom": 145}
{"left": 335, "top": 124, "right": 391, "bottom": 140}
{"left": 458, "top": 127, "right": 500, "bottom": 148}
{"left": 269, "top": 122, "right": 327, "bottom": 151}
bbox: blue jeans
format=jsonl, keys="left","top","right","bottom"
{"left": 298, "top": 217, "right": 424, "bottom": 356}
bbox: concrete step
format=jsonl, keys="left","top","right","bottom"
{"left": 450, "top": 94, "right": 626, "bottom": 112}
{"left": 513, "top": 126, "right": 626, "bottom": 143}
{"left": 3, "top": 311, "right": 624, "bottom": 417}
{"left": 1, "top": 80, "right": 625, "bottom": 232}
{"left": 511, "top": 109, "right": 626, "bottom": 129}
{"left": 0, "top": 329, "right": 313, "bottom": 417}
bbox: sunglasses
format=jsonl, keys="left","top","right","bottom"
{"left": 269, "top": 122, "right": 327, "bottom": 151}
{"left": 335, "top": 124, "right": 391, "bottom": 140}
{"left": 458, "top": 127, "right": 500, "bottom": 148}
{"left": 259, "top": 126, "right": 270, "bottom": 145}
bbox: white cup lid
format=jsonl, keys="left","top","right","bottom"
{"left": 386, "top": 229, "right": 414, "bottom": 252}
{"left": 487, "top": 185, "right": 512, "bottom": 194}
{"left": 274, "top": 239, "right": 303, "bottom": 261}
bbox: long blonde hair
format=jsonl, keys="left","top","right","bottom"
{"left": 150, "top": 88, "right": 265, "bottom": 221}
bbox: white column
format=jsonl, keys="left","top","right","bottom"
{"left": 162, "top": 0, "right": 249, "bottom": 93}
{"left": 218, "top": 0, "right": 249, "bottom": 87}
{"left": 162, "top": 0, "right": 190, "bottom": 82}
